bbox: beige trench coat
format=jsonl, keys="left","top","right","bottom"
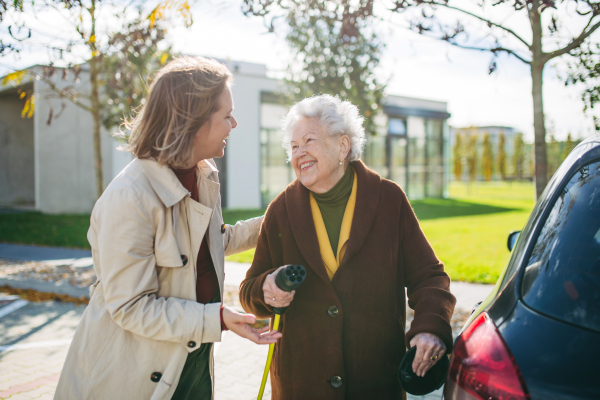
{"left": 55, "top": 158, "right": 262, "bottom": 400}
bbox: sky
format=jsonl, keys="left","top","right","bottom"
{"left": 164, "top": 1, "right": 597, "bottom": 142}
{"left": 1, "top": 0, "right": 597, "bottom": 142}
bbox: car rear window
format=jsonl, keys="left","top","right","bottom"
{"left": 522, "top": 161, "right": 600, "bottom": 333}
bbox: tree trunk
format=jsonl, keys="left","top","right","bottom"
{"left": 530, "top": 1, "right": 548, "bottom": 199}
{"left": 531, "top": 61, "right": 547, "bottom": 199}
{"left": 89, "top": 0, "right": 104, "bottom": 199}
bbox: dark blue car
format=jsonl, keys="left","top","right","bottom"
{"left": 444, "top": 136, "right": 600, "bottom": 400}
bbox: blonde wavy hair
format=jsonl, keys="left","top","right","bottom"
{"left": 126, "top": 56, "right": 233, "bottom": 168}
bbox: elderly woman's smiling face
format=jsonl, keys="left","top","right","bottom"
{"left": 291, "top": 118, "right": 350, "bottom": 193}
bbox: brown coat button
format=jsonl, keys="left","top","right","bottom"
{"left": 150, "top": 372, "right": 162, "bottom": 382}
{"left": 181, "top": 255, "right": 188, "bottom": 266}
{"left": 330, "top": 376, "right": 342, "bottom": 388}
{"left": 221, "top": 224, "right": 226, "bottom": 234}
{"left": 328, "top": 305, "right": 339, "bottom": 317}
{"left": 187, "top": 341, "right": 196, "bottom": 348}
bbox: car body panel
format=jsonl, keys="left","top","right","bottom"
{"left": 499, "top": 301, "right": 600, "bottom": 400}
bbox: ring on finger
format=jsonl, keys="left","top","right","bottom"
{"left": 430, "top": 355, "right": 439, "bottom": 361}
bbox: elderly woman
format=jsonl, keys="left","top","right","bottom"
{"left": 240, "top": 95, "right": 456, "bottom": 399}
{"left": 55, "top": 57, "right": 281, "bottom": 400}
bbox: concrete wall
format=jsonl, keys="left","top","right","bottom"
{"left": 0, "top": 86, "right": 35, "bottom": 206}
{"left": 226, "top": 66, "right": 279, "bottom": 209}
{"left": 33, "top": 71, "right": 115, "bottom": 214}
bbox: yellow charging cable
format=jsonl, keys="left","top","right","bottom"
{"left": 256, "top": 265, "right": 306, "bottom": 400}
{"left": 257, "top": 314, "right": 280, "bottom": 400}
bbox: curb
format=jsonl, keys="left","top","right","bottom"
{"left": 0, "top": 277, "right": 89, "bottom": 298}
{"left": 0, "top": 243, "right": 91, "bottom": 262}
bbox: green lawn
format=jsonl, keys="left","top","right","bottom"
{"left": 228, "top": 181, "right": 535, "bottom": 283}
{"left": 422, "top": 181, "right": 534, "bottom": 283}
{"left": 0, "top": 212, "right": 91, "bottom": 249}
{"left": 0, "top": 208, "right": 266, "bottom": 251}
{"left": 0, "top": 181, "right": 535, "bottom": 283}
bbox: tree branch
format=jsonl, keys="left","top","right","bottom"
{"left": 36, "top": 73, "right": 94, "bottom": 113}
{"left": 438, "top": 3, "right": 531, "bottom": 49}
{"left": 447, "top": 42, "right": 532, "bottom": 64}
{"left": 546, "top": 16, "right": 600, "bottom": 61}
{"left": 380, "top": 7, "right": 531, "bottom": 64}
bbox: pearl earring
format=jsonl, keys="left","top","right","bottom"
{"left": 339, "top": 161, "right": 343, "bottom": 165}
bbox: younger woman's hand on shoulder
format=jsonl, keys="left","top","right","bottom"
{"left": 222, "top": 306, "right": 282, "bottom": 344}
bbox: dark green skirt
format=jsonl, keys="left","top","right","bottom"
{"left": 171, "top": 342, "right": 213, "bottom": 400}
{"left": 172, "top": 296, "right": 220, "bottom": 400}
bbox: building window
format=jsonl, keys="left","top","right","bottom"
{"left": 364, "top": 133, "right": 387, "bottom": 179}
{"left": 365, "top": 115, "right": 446, "bottom": 199}
{"left": 260, "top": 103, "right": 292, "bottom": 207}
{"left": 426, "top": 119, "right": 444, "bottom": 197}
{"left": 407, "top": 117, "right": 427, "bottom": 199}
{"left": 388, "top": 118, "right": 407, "bottom": 135}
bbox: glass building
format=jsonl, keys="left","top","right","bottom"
{"left": 259, "top": 94, "right": 451, "bottom": 207}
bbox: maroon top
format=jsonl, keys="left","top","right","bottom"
{"left": 172, "top": 166, "right": 227, "bottom": 331}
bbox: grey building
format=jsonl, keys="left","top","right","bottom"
{"left": 1, "top": 60, "right": 451, "bottom": 213}
{"left": 0, "top": 66, "right": 130, "bottom": 214}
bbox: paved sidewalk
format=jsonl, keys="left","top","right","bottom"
{"left": 0, "top": 300, "right": 84, "bottom": 400}
{"left": 0, "top": 243, "right": 493, "bottom": 399}
{"left": 0, "top": 299, "right": 443, "bottom": 400}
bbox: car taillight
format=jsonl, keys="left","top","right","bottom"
{"left": 448, "top": 312, "right": 530, "bottom": 400}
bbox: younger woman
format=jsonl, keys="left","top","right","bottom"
{"left": 56, "top": 56, "right": 279, "bottom": 400}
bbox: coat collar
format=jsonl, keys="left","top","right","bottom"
{"left": 285, "top": 160, "right": 382, "bottom": 284}
{"left": 342, "top": 160, "right": 381, "bottom": 267}
{"left": 139, "top": 158, "right": 218, "bottom": 208}
{"left": 198, "top": 158, "right": 219, "bottom": 178}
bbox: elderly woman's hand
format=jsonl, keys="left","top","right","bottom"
{"left": 409, "top": 332, "right": 447, "bottom": 377}
{"left": 263, "top": 266, "right": 296, "bottom": 309}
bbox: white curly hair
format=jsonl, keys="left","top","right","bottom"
{"left": 281, "top": 94, "right": 366, "bottom": 162}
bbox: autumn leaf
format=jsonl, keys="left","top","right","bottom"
{"left": 148, "top": 3, "right": 165, "bottom": 29}
{"left": 148, "top": 1, "right": 192, "bottom": 29}
{"left": 19, "top": 94, "right": 35, "bottom": 119}
{"left": 160, "top": 53, "right": 168, "bottom": 65}
{"left": 2, "top": 70, "right": 27, "bottom": 85}
{"left": 21, "top": 97, "right": 30, "bottom": 118}
{"left": 177, "top": 1, "right": 193, "bottom": 27}
{"left": 27, "top": 96, "right": 35, "bottom": 118}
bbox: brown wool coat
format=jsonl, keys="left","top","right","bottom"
{"left": 240, "top": 161, "right": 456, "bottom": 400}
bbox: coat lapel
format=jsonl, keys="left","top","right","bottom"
{"left": 285, "top": 180, "right": 332, "bottom": 285}
{"left": 339, "top": 160, "right": 381, "bottom": 266}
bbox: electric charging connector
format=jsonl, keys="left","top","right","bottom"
{"left": 257, "top": 265, "right": 306, "bottom": 400}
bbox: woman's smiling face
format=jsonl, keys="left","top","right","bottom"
{"left": 189, "top": 86, "right": 237, "bottom": 167}
{"left": 290, "top": 118, "right": 349, "bottom": 193}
